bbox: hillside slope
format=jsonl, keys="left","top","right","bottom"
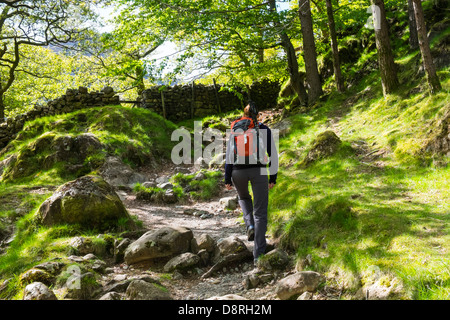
{"left": 266, "top": 20, "right": 449, "bottom": 299}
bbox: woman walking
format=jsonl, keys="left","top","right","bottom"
{"left": 224, "top": 101, "right": 278, "bottom": 264}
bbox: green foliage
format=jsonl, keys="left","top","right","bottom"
{"left": 133, "top": 169, "right": 223, "bottom": 203}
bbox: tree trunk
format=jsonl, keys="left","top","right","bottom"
{"left": 412, "top": 0, "right": 442, "bottom": 93}
{"left": 269, "top": 0, "right": 308, "bottom": 106}
{"left": 325, "top": 0, "right": 345, "bottom": 92}
{"left": 281, "top": 33, "right": 309, "bottom": 107}
{"left": 370, "top": 0, "right": 399, "bottom": 96}
{"left": 407, "top": 0, "right": 419, "bottom": 50}
{"left": 257, "top": 48, "right": 264, "bottom": 63}
{"left": 298, "top": 0, "right": 323, "bottom": 104}
{"left": 0, "top": 93, "right": 4, "bottom": 121}
{"left": 135, "top": 65, "right": 146, "bottom": 96}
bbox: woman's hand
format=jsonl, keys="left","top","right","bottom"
{"left": 269, "top": 183, "right": 275, "bottom": 190}
{"left": 225, "top": 184, "right": 233, "bottom": 190}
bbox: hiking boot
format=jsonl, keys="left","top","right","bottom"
{"left": 247, "top": 225, "right": 255, "bottom": 241}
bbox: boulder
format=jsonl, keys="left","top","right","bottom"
{"left": 256, "top": 249, "right": 290, "bottom": 271}
{"left": 70, "top": 236, "right": 96, "bottom": 256}
{"left": 99, "top": 156, "right": 147, "bottom": 188}
{"left": 244, "top": 273, "right": 275, "bottom": 290}
{"left": 23, "top": 282, "right": 57, "bottom": 300}
{"left": 124, "top": 226, "right": 193, "bottom": 265}
{"left": 47, "top": 133, "right": 104, "bottom": 170}
{"left": 125, "top": 280, "right": 172, "bottom": 300}
{"left": 275, "top": 271, "right": 323, "bottom": 300}
{"left": 2, "top": 133, "right": 104, "bottom": 180}
{"left": 219, "top": 196, "right": 238, "bottom": 210}
{"left": 37, "top": 175, "right": 134, "bottom": 231}
{"left": 210, "top": 235, "right": 250, "bottom": 265}
{"left": 163, "top": 252, "right": 200, "bottom": 272}
{"left": 33, "top": 261, "right": 65, "bottom": 275}
{"left": 20, "top": 268, "right": 53, "bottom": 286}
{"left": 299, "top": 130, "right": 342, "bottom": 167}
{"left": 216, "top": 236, "right": 247, "bottom": 257}
{"left": 101, "top": 86, "right": 115, "bottom": 96}
{"left": 191, "top": 234, "right": 216, "bottom": 254}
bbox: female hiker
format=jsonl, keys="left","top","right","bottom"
{"left": 224, "top": 100, "right": 278, "bottom": 265}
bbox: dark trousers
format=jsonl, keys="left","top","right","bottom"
{"left": 231, "top": 166, "right": 268, "bottom": 260}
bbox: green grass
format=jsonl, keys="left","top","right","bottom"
{"left": 172, "top": 169, "right": 223, "bottom": 201}
{"left": 268, "top": 59, "right": 450, "bottom": 299}
{"left": 0, "top": 105, "right": 178, "bottom": 182}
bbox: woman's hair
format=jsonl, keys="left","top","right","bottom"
{"left": 244, "top": 100, "right": 258, "bottom": 118}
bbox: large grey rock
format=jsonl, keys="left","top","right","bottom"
{"left": 219, "top": 196, "right": 238, "bottom": 210}
{"left": 70, "top": 236, "right": 96, "bottom": 256}
{"left": 276, "top": 271, "right": 323, "bottom": 300}
{"left": 299, "top": 130, "right": 342, "bottom": 167}
{"left": 216, "top": 236, "right": 247, "bottom": 256}
{"left": 163, "top": 252, "right": 200, "bottom": 272}
{"left": 191, "top": 234, "right": 216, "bottom": 254}
{"left": 19, "top": 268, "right": 53, "bottom": 286}
{"left": 211, "top": 235, "right": 250, "bottom": 265}
{"left": 124, "top": 226, "right": 193, "bottom": 265}
{"left": 125, "top": 280, "right": 172, "bottom": 300}
{"left": 33, "top": 261, "right": 65, "bottom": 275}
{"left": 99, "top": 156, "right": 147, "bottom": 188}
{"left": 23, "top": 282, "right": 57, "bottom": 300}
{"left": 37, "top": 175, "right": 134, "bottom": 231}
{"left": 256, "top": 249, "right": 290, "bottom": 271}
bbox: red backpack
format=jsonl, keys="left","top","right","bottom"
{"left": 230, "top": 116, "right": 267, "bottom": 165}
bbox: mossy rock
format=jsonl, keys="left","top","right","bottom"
{"left": 2, "top": 132, "right": 104, "bottom": 181}
{"left": 37, "top": 175, "right": 135, "bottom": 231}
{"left": 125, "top": 279, "right": 172, "bottom": 300}
{"left": 256, "top": 249, "right": 290, "bottom": 272}
{"left": 299, "top": 130, "right": 342, "bottom": 167}
{"left": 20, "top": 268, "right": 54, "bottom": 286}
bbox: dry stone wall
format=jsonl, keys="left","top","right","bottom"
{"left": 140, "top": 80, "right": 281, "bottom": 122}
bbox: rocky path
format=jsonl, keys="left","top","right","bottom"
{"left": 111, "top": 164, "right": 282, "bottom": 300}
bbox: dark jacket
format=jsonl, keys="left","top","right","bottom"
{"left": 224, "top": 122, "right": 278, "bottom": 185}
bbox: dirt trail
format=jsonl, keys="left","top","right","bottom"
{"left": 106, "top": 163, "right": 282, "bottom": 300}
